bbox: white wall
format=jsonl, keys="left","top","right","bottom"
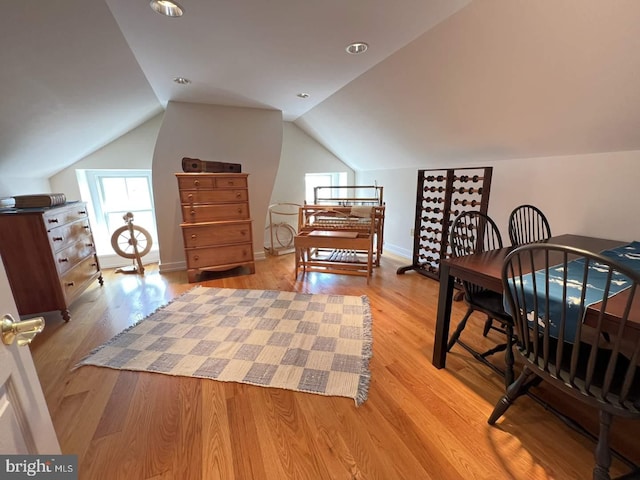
{"left": 8, "top": 112, "right": 347, "bottom": 274}
{"left": 358, "top": 150, "right": 640, "bottom": 261}
{"left": 45, "top": 114, "right": 164, "bottom": 268}
{"left": 489, "top": 151, "right": 639, "bottom": 241}
{"left": 270, "top": 122, "right": 354, "bottom": 206}
{"left": 266, "top": 122, "right": 355, "bottom": 249}
{"left": 152, "top": 102, "right": 283, "bottom": 272}
{"left": 0, "top": 177, "right": 51, "bottom": 199}
{"left": 356, "top": 167, "right": 419, "bottom": 260}
{"left": 49, "top": 113, "right": 163, "bottom": 200}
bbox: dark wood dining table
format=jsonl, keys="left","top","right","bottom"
{"left": 432, "top": 233, "right": 636, "bottom": 369}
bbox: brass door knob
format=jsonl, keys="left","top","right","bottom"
{"left": 1, "top": 314, "right": 45, "bottom": 346}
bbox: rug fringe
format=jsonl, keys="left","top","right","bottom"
{"left": 72, "top": 285, "right": 202, "bottom": 371}
{"left": 356, "top": 295, "right": 374, "bottom": 406}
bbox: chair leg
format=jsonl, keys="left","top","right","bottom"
{"left": 593, "top": 410, "right": 613, "bottom": 480}
{"left": 480, "top": 343, "right": 507, "bottom": 358}
{"left": 504, "top": 324, "right": 515, "bottom": 387}
{"left": 447, "top": 307, "right": 474, "bottom": 351}
{"left": 482, "top": 316, "right": 493, "bottom": 337}
{"left": 488, "top": 367, "right": 534, "bottom": 425}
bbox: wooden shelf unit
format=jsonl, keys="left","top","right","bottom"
{"left": 397, "top": 167, "right": 493, "bottom": 280}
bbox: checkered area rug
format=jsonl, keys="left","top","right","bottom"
{"left": 76, "top": 287, "right": 373, "bottom": 405}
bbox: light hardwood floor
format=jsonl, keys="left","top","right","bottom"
{"left": 29, "top": 254, "right": 639, "bottom": 479}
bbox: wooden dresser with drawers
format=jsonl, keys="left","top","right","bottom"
{"left": 0, "top": 202, "right": 103, "bottom": 321}
{"left": 176, "top": 173, "right": 255, "bottom": 282}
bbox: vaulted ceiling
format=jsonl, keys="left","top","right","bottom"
{"left": 2, "top": 0, "right": 640, "bottom": 179}
{"left": 301, "top": 0, "right": 640, "bottom": 170}
{"left": 0, "top": 0, "right": 468, "bottom": 178}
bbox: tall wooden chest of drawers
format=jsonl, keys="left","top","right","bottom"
{"left": 176, "top": 173, "right": 255, "bottom": 282}
{"left": 0, "top": 202, "right": 103, "bottom": 321}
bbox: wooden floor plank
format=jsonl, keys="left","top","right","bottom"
{"left": 200, "top": 381, "right": 234, "bottom": 480}
{"left": 27, "top": 254, "right": 640, "bottom": 479}
{"left": 253, "top": 388, "right": 331, "bottom": 480}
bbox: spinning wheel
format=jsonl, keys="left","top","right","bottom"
{"left": 111, "top": 212, "right": 152, "bottom": 274}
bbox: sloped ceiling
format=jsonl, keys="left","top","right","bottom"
{"left": 105, "top": 0, "right": 469, "bottom": 121}
{"left": 2, "top": 1, "right": 640, "bottom": 179}
{"left": 298, "top": 0, "right": 640, "bottom": 170}
{"left": 0, "top": 1, "right": 161, "bottom": 179}
{"left": 0, "top": 0, "right": 469, "bottom": 179}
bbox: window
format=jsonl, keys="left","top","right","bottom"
{"left": 80, "top": 170, "right": 158, "bottom": 257}
{"left": 304, "top": 172, "right": 347, "bottom": 204}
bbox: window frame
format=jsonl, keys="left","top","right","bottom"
{"left": 82, "top": 169, "right": 158, "bottom": 257}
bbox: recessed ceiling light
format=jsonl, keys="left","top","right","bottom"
{"left": 150, "top": 0, "right": 184, "bottom": 17}
{"left": 346, "top": 42, "right": 368, "bottom": 55}
{"left": 173, "top": 77, "right": 191, "bottom": 85}
{"left": 297, "top": 93, "right": 310, "bottom": 99}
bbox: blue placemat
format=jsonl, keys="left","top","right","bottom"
{"left": 506, "top": 241, "right": 640, "bottom": 342}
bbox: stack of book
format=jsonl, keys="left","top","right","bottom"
{"left": 13, "top": 193, "right": 67, "bottom": 209}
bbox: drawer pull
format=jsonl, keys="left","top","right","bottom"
{"left": 65, "top": 282, "right": 75, "bottom": 287}
{"left": 190, "top": 210, "right": 196, "bottom": 216}
{"left": 191, "top": 234, "right": 197, "bottom": 239}
{"left": 194, "top": 255, "right": 199, "bottom": 261}
{"left": 235, "top": 192, "right": 242, "bottom": 198}
{"left": 241, "top": 230, "right": 247, "bottom": 236}
{"left": 83, "top": 225, "right": 90, "bottom": 229}
{"left": 86, "top": 243, "right": 94, "bottom": 247}
{"left": 52, "top": 236, "right": 64, "bottom": 242}
{"left": 237, "top": 208, "right": 243, "bottom": 214}
{"left": 48, "top": 218, "right": 59, "bottom": 224}
{"left": 194, "top": 180, "right": 200, "bottom": 186}
{"left": 91, "top": 263, "right": 97, "bottom": 267}
{"left": 58, "top": 258, "right": 69, "bottom": 263}
{"left": 79, "top": 210, "right": 87, "bottom": 215}
{"left": 187, "top": 193, "right": 193, "bottom": 200}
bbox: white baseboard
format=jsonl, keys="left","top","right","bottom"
{"left": 97, "top": 250, "right": 160, "bottom": 269}
{"left": 381, "top": 243, "right": 412, "bottom": 262}
{"left": 158, "top": 260, "right": 187, "bottom": 273}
